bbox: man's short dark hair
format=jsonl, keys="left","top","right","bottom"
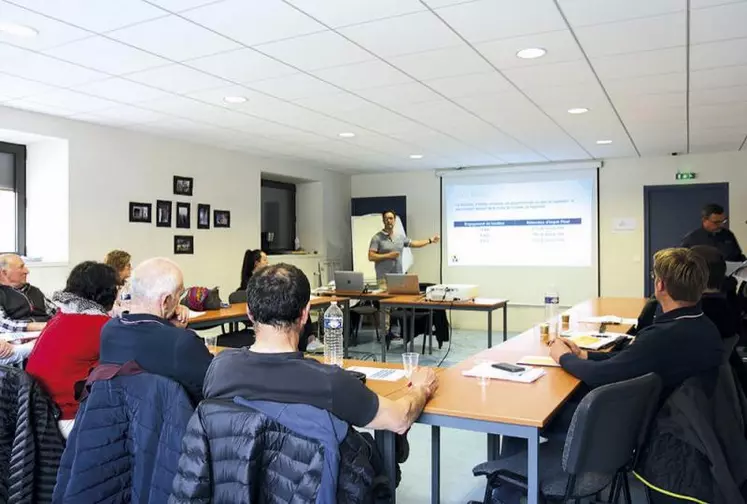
{"left": 382, "top": 210, "right": 396, "bottom": 219}
{"left": 246, "top": 263, "right": 310, "bottom": 328}
{"left": 65, "top": 261, "right": 119, "bottom": 311}
{"left": 702, "top": 203, "right": 725, "bottom": 219}
{"left": 690, "top": 245, "right": 726, "bottom": 290}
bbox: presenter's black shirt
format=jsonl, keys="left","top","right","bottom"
{"left": 681, "top": 227, "right": 745, "bottom": 262}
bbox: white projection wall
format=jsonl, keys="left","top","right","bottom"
{"left": 441, "top": 166, "right": 599, "bottom": 306}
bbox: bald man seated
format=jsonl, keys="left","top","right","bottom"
{"left": 99, "top": 258, "right": 213, "bottom": 403}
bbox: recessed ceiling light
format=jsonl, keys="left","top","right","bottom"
{"left": 596, "top": 139, "right": 613, "bottom": 145}
{"left": 338, "top": 132, "right": 356, "bottom": 138}
{"left": 409, "top": 154, "right": 424, "bottom": 159}
{"left": 516, "top": 47, "right": 546, "bottom": 60}
{"left": 223, "top": 96, "right": 247, "bottom": 104}
{"left": 567, "top": 107, "right": 589, "bottom": 114}
{"left": 0, "top": 22, "right": 39, "bottom": 37}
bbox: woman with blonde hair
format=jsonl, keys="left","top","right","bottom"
{"left": 104, "top": 250, "right": 132, "bottom": 315}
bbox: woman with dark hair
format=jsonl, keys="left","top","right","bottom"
{"left": 239, "top": 249, "right": 268, "bottom": 291}
{"left": 26, "top": 261, "right": 119, "bottom": 438}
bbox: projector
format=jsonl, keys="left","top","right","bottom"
{"left": 425, "top": 284, "right": 479, "bottom": 302}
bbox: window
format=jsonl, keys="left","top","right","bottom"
{"left": 261, "top": 179, "right": 296, "bottom": 253}
{"left": 0, "top": 141, "right": 26, "bottom": 254}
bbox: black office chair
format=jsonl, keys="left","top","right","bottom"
{"left": 216, "top": 289, "right": 254, "bottom": 348}
{"left": 471, "top": 373, "right": 662, "bottom": 503}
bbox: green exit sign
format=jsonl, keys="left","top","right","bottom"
{"left": 675, "top": 172, "right": 696, "bottom": 180}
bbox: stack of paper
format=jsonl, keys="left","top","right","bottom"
{"left": 347, "top": 366, "right": 406, "bottom": 382}
{"left": 561, "top": 331, "right": 629, "bottom": 350}
{"left": 1, "top": 331, "right": 41, "bottom": 342}
{"left": 462, "top": 362, "right": 545, "bottom": 383}
{"left": 517, "top": 356, "right": 560, "bottom": 367}
{"left": 188, "top": 310, "right": 206, "bottom": 319}
{"left": 577, "top": 315, "right": 638, "bottom": 326}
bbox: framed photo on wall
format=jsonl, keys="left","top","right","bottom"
{"left": 173, "top": 176, "right": 193, "bottom": 196}
{"left": 176, "top": 202, "right": 191, "bottom": 229}
{"left": 214, "top": 210, "right": 230, "bottom": 228}
{"left": 197, "top": 204, "right": 210, "bottom": 229}
{"left": 174, "top": 235, "right": 194, "bottom": 255}
{"left": 156, "top": 200, "right": 172, "bottom": 228}
{"left": 129, "top": 202, "right": 152, "bottom": 223}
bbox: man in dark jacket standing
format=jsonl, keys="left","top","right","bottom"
{"left": 681, "top": 203, "right": 745, "bottom": 262}
{"left": 99, "top": 257, "right": 212, "bottom": 403}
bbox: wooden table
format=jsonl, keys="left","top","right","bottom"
{"left": 189, "top": 296, "right": 353, "bottom": 356}
{"left": 396, "top": 297, "right": 646, "bottom": 504}
{"left": 378, "top": 295, "right": 509, "bottom": 358}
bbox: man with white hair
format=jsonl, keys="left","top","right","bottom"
{"left": 0, "top": 253, "right": 56, "bottom": 364}
{"left": 99, "top": 258, "right": 212, "bottom": 402}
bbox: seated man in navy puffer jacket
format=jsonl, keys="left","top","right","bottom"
{"left": 170, "top": 263, "right": 438, "bottom": 503}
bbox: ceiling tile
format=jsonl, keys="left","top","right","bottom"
{"left": 146, "top": 0, "right": 221, "bottom": 12}
{"left": 45, "top": 36, "right": 169, "bottom": 74}
{"left": 180, "top": 0, "right": 325, "bottom": 46}
{"left": 690, "top": 64, "right": 747, "bottom": 90}
{"left": 388, "top": 45, "right": 492, "bottom": 80}
{"left": 689, "top": 126, "right": 746, "bottom": 151}
{"left": 690, "top": 102, "right": 747, "bottom": 127}
{"left": 312, "top": 60, "right": 412, "bottom": 90}
{"left": 626, "top": 122, "right": 686, "bottom": 155}
{"left": 284, "top": 0, "right": 425, "bottom": 28}
{"left": 690, "top": 85, "right": 747, "bottom": 106}
{"left": 423, "top": 0, "right": 479, "bottom": 7}
{"left": 73, "top": 77, "right": 172, "bottom": 103}
{"left": 522, "top": 83, "right": 609, "bottom": 109}
{"left": 6, "top": 0, "right": 166, "bottom": 32}
{"left": 0, "top": 42, "right": 106, "bottom": 86}
{"left": 614, "top": 91, "right": 686, "bottom": 110}
{"left": 249, "top": 72, "right": 341, "bottom": 100}
{"left": 124, "top": 64, "right": 229, "bottom": 93}
{"left": 433, "top": 0, "right": 566, "bottom": 43}
{"left": 557, "top": 0, "right": 685, "bottom": 27}
{"left": 691, "top": 1, "right": 747, "bottom": 43}
{"left": 475, "top": 30, "right": 581, "bottom": 70}
{"left": 14, "top": 88, "right": 118, "bottom": 113}
{"left": 4, "top": 97, "right": 77, "bottom": 115}
{"left": 292, "top": 92, "right": 373, "bottom": 115}
{"left": 72, "top": 104, "right": 166, "bottom": 126}
{"left": 591, "top": 47, "right": 685, "bottom": 80}
{"left": 604, "top": 72, "right": 685, "bottom": 96}
{"left": 255, "top": 31, "right": 374, "bottom": 71}
{"left": 617, "top": 101, "right": 686, "bottom": 123}
{"left": 424, "top": 71, "right": 513, "bottom": 98}
{"left": 0, "top": 1, "right": 90, "bottom": 50}
{"left": 339, "top": 11, "right": 463, "bottom": 57}
{"left": 574, "top": 13, "right": 685, "bottom": 58}
{"left": 690, "top": 38, "right": 747, "bottom": 70}
{"left": 0, "top": 72, "right": 57, "bottom": 99}
{"left": 356, "top": 82, "right": 441, "bottom": 107}
{"left": 690, "top": 0, "right": 746, "bottom": 7}
{"left": 184, "top": 48, "right": 296, "bottom": 84}
{"left": 108, "top": 15, "right": 239, "bottom": 61}
{"left": 503, "top": 59, "right": 597, "bottom": 88}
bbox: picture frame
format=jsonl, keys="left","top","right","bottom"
{"left": 214, "top": 210, "right": 230, "bottom": 228}
{"left": 174, "top": 235, "right": 194, "bottom": 255}
{"left": 156, "top": 200, "right": 172, "bottom": 228}
{"left": 173, "top": 175, "right": 193, "bottom": 196}
{"left": 129, "top": 202, "right": 152, "bottom": 223}
{"left": 197, "top": 204, "right": 210, "bottom": 229}
{"left": 176, "top": 202, "right": 191, "bottom": 229}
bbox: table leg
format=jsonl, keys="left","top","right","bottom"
{"left": 343, "top": 300, "right": 351, "bottom": 358}
{"left": 431, "top": 426, "right": 441, "bottom": 504}
{"left": 410, "top": 308, "right": 416, "bottom": 353}
{"left": 527, "top": 427, "right": 540, "bottom": 504}
{"left": 487, "top": 434, "right": 500, "bottom": 461}
{"left": 375, "top": 430, "right": 397, "bottom": 503}
{"left": 503, "top": 305, "right": 508, "bottom": 343}
{"left": 428, "top": 309, "right": 434, "bottom": 355}
{"left": 487, "top": 310, "right": 493, "bottom": 348}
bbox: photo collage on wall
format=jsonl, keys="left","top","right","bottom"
{"left": 127, "top": 175, "right": 231, "bottom": 255}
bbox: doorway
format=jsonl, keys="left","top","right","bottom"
{"left": 643, "top": 182, "right": 729, "bottom": 297}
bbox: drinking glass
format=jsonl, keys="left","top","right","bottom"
{"left": 402, "top": 352, "right": 419, "bottom": 379}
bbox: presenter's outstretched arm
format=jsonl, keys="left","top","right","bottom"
{"left": 409, "top": 235, "right": 440, "bottom": 249}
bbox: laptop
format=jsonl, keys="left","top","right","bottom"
{"left": 386, "top": 274, "right": 420, "bottom": 295}
{"left": 334, "top": 271, "right": 365, "bottom": 293}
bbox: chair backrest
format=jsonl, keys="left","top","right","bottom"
{"left": 228, "top": 289, "right": 247, "bottom": 304}
{"left": 562, "top": 373, "right": 662, "bottom": 476}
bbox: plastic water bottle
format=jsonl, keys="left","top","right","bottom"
{"left": 544, "top": 288, "right": 560, "bottom": 323}
{"left": 323, "top": 301, "right": 344, "bottom": 367}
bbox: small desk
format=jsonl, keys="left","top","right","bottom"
{"left": 403, "top": 297, "right": 646, "bottom": 504}
{"left": 189, "top": 297, "right": 352, "bottom": 356}
{"left": 379, "top": 295, "right": 509, "bottom": 356}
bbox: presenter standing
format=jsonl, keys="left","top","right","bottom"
{"left": 368, "top": 210, "right": 440, "bottom": 286}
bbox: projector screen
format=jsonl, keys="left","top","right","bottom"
{"left": 441, "top": 166, "right": 599, "bottom": 306}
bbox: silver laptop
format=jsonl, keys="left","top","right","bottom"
{"left": 385, "top": 274, "right": 420, "bottom": 295}
{"left": 334, "top": 271, "right": 365, "bottom": 292}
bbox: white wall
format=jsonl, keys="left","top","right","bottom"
{"left": 0, "top": 105, "right": 352, "bottom": 299}
{"left": 351, "top": 150, "right": 747, "bottom": 332}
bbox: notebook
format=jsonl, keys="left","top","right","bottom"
{"left": 462, "top": 362, "right": 545, "bottom": 383}
{"left": 517, "top": 356, "right": 561, "bottom": 367}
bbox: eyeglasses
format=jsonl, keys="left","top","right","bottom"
{"left": 709, "top": 217, "right": 728, "bottom": 225}
{"left": 649, "top": 271, "right": 657, "bottom": 280}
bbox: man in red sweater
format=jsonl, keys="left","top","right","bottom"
{"left": 26, "top": 261, "right": 119, "bottom": 438}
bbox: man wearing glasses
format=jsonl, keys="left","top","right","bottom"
{"left": 681, "top": 203, "right": 745, "bottom": 262}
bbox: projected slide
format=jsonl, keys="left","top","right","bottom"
{"left": 446, "top": 179, "right": 593, "bottom": 267}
